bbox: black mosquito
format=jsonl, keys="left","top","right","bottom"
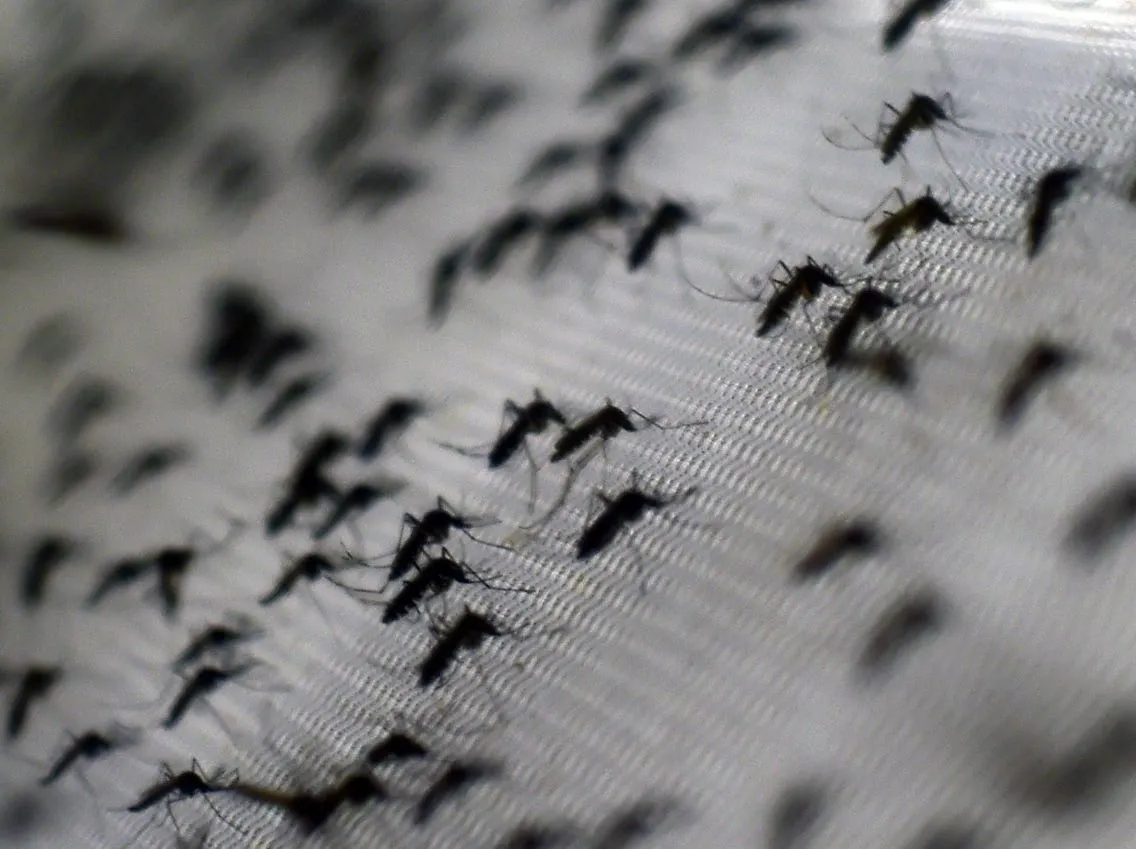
{"left": 120, "top": 760, "right": 241, "bottom": 839}
{"left": 16, "top": 312, "right": 83, "bottom": 377}
{"left": 670, "top": 5, "right": 748, "bottom": 62}
{"left": 21, "top": 534, "right": 80, "bottom": 609}
{"left": 822, "top": 288, "right": 901, "bottom": 368}
{"left": 173, "top": 616, "right": 263, "bottom": 671}
{"left": 43, "top": 449, "right": 98, "bottom": 505}
{"left": 311, "top": 477, "right": 408, "bottom": 541}
{"left": 581, "top": 58, "right": 657, "bottom": 107}
{"left": 338, "top": 160, "right": 425, "bottom": 217}
{"left": 256, "top": 372, "right": 329, "bottom": 430}
{"left": 995, "top": 339, "right": 1079, "bottom": 433}
{"left": 791, "top": 518, "right": 882, "bottom": 582}
{"left": 440, "top": 390, "right": 567, "bottom": 509}
{"left": 374, "top": 551, "right": 529, "bottom": 624}
{"left": 550, "top": 400, "right": 698, "bottom": 465}
{"left": 492, "top": 822, "right": 578, "bottom": 849}
{"left": 841, "top": 346, "right": 915, "bottom": 390}
{"left": 6, "top": 666, "right": 63, "bottom": 740}
{"left": 414, "top": 759, "right": 504, "bottom": 825}
{"left": 418, "top": 607, "right": 508, "bottom": 688}
{"left": 471, "top": 207, "right": 545, "bottom": 277}
{"left": 459, "top": 81, "right": 522, "bottom": 135}
{"left": 865, "top": 188, "right": 955, "bottom": 264}
{"left": 162, "top": 661, "right": 258, "bottom": 731}
{"left": 716, "top": 23, "right": 795, "bottom": 74}
{"left": 229, "top": 771, "right": 389, "bottom": 835}
{"left": 7, "top": 204, "right": 129, "bottom": 243}
{"left": 86, "top": 556, "right": 152, "bottom": 609}
{"left": 576, "top": 477, "right": 698, "bottom": 560}
{"left": 40, "top": 725, "right": 139, "bottom": 786}
{"left": 358, "top": 397, "right": 428, "bottom": 460}
{"left": 823, "top": 92, "right": 984, "bottom": 185}
{"left": 259, "top": 552, "right": 343, "bottom": 606}
{"left": 768, "top": 780, "right": 830, "bottom": 849}
{"left": 532, "top": 190, "right": 641, "bottom": 276}
{"left": 1026, "top": 164, "right": 1084, "bottom": 260}
{"left": 266, "top": 429, "right": 350, "bottom": 536}
{"left": 595, "top": 0, "right": 652, "bottom": 52}
{"left": 365, "top": 731, "right": 431, "bottom": 766}
{"left": 686, "top": 256, "right": 850, "bottom": 338}
{"left": 516, "top": 140, "right": 596, "bottom": 190}
{"left": 413, "top": 68, "right": 467, "bottom": 132}
{"left": 246, "top": 327, "right": 315, "bottom": 388}
{"left": 627, "top": 199, "right": 698, "bottom": 273}
{"left": 110, "top": 442, "right": 192, "bottom": 496}
{"left": 882, "top": 0, "right": 953, "bottom": 52}
{"left": 386, "top": 498, "right": 505, "bottom": 583}
{"left": 856, "top": 589, "right": 946, "bottom": 682}
{"left": 1064, "top": 473, "right": 1136, "bottom": 562}
{"left": 526, "top": 402, "right": 704, "bottom": 530}
{"left": 50, "top": 375, "right": 120, "bottom": 443}
{"left": 198, "top": 280, "right": 272, "bottom": 396}
{"left": 597, "top": 86, "right": 680, "bottom": 188}
{"left": 591, "top": 796, "right": 683, "bottom": 849}
{"left": 428, "top": 237, "right": 475, "bottom": 326}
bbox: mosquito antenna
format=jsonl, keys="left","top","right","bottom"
{"left": 927, "top": 127, "right": 970, "bottom": 191}
{"left": 807, "top": 187, "right": 898, "bottom": 223}
{"left": 626, "top": 408, "right": 709, "bottom": 431}
{"left": 820, "top": 120, "right": 878, "bottom": 152}
{"left": 684, "top": 259, "right": 765, "bottom": 303}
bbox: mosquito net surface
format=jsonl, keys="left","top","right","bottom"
{"left": 2, "top": 1, "right": 1136, "bottom": 848}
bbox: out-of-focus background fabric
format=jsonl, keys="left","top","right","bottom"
{"left": 3, "top": 1, "right": 1136, "bottom": 847}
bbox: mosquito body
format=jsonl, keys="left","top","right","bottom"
{"left": 162, "top": 662, "right": 256, "bottom": 730}
{"left": 365, "top": 731, "right": 430, "bottom": 765}
{"left": 1064, "top": 474, "right": 1136, "bottom": 562}
{"left": 882, "top": 0, "right": 952, "bottom": 52}
{"left": 1026, "top": 165, "right": 1084, "bottom": 259}
{"left": 758, "top": 258, "right": 848, "bottom": 337}
{"left": 471, "top": 208, "right": 545, "bottom": 276}
{"left": 86, "top": 556, "right": 152, "bottom": 608}
{"left": 266, "top": 430, "right": 349, "bottom": 536}
{"left": 8, "top": 204, "right": 129, "bottom": 243}
{"left": 517, "top": 140, "right": 596, "bottom": 189}
{"left": 110, "top": 442, "right": 192, "bottom": 496}
{"left": 791, "top": 518, "right": 882, "bottom": 582}
{"left": 50, "top": 376, "right": 119, "bottom": 443}
{"left": 418, "top": 608, "right": 506, "bottom": 687}
{"left": 996, "top": 340, "right": 1079, "bottom": 432}
{"left": 581, "top": 58, "right": 656, "bottom": 106}
{"left": 260, "top": 553, "right": 340, "bottom": 606}
{"left": 198, "top": 282, "right": 272, "bottom": 395}
{"left": 7, "top": 666, "right": 63, "bottom": 740}
{"left": 576, "top": 481, "right": 697, "bottom": 560}
{"left": 174, "top": 618, "right": 263, "bottom": 671}
{"left": 823, "top": 288, "right": 900, "bottom": 367}
{"left": 414, "top": 759, "right": 503, "bottom": 825}
{"left": 40, "top": 726, "right": 137, "bottom": 786}
{"left": 246, "top": 327, "right": 314, "bottom": 387}
{"left": 388, "top": 499, "right": 498, "bottom": 582}
{"left": 550, "top": 401, "right": 658, "bottom": 464}
{"left": 358, "top": 397, "right": 428, "bottom": 460}
{"left": 21, "top": 534, "right": 79, "bottom": 609}
{"left": 865, "top": 188, "right": 954, "bottom": 264}
{"left": 627, "top": 199, "right": 697, "bottom": 273}
{"left": 312, "top": 478, "right": 408, "bottom": 541}
{"left": 489, "top": 392, "right": 568, "bottom": 469}
{"left": 429, "top": 237, "right": 475, "bottom": 325}
{"left": 856, "top": 590, "right": 945, "bottom": 681}
{"left": 256, "top": 373, "right": 328, "bottom": 430}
